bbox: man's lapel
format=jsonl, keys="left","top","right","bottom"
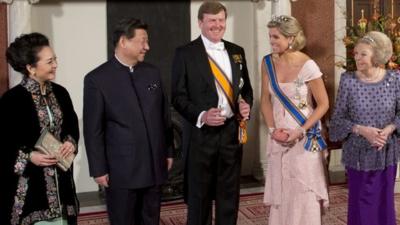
{"left": 193, "top": 37, "right": 241, "bottom": 101}
{"left": 224, "top": 41, "right": 240, "bottom": 100}
{"left": 193, "top": 37, "right": 218, "bottom": 94}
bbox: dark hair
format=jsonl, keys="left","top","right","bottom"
{"left": 112, "top": 18, "right": 148, "bottom": 48}
{"left": 197, "top": 1, "right": 227, "bottom": 21}
{"left": 6, "top": 32, "right": 50, "bottom": 76}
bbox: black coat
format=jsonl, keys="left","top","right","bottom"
{"left": 83, "top": 57, "right": 172, "bottom": 189}
{"left": 171, "top": 37, "right": 254, "bottom": 206}
{"left": 172, "top": 36, "right": 253, "bottom": 156}
{"left": 0, "top": 82, "right": 79, "bottom": 225}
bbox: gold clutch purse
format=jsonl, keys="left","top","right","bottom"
{"left": 35, "top": 129, "right": 75, "bottom": 171}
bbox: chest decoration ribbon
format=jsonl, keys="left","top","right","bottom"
{"left": 208, "top": 54, "right": 247, "bottom": 144}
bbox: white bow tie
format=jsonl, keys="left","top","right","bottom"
{"left": 209, "top": 42, "right": 225, "bottom": 51}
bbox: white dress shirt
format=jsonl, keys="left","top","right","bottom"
{"left": 196, "top": 35, "right": 234, "bottom": 128}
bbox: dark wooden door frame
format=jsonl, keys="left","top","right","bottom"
{"left": 292, "top": 1, "right": 343, "bottom": 185}
{"left": 291, "top": 0, "right": 335, "bottom": 112}
{"left": 0, "top": 3, "right": 8, "bottom": 96}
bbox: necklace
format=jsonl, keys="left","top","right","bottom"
{"left": 358, "top": 67, "right": 381, "bottom": 82}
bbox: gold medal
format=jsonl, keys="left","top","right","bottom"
{"left": 311, "top": 138, "right": 320, "bottom": 152}
{"left": 298, "top": 100, "right": 307, "bottom": 109}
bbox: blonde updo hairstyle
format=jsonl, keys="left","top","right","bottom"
{"left": 356, "top": 31, "right": 393, "bottom": 65}
{"left": 267, "top": 15, "right": 306, "bottom": 51}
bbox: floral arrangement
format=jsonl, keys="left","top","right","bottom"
{"left": 337, "top": 10, "right": 400, "bottom": 71}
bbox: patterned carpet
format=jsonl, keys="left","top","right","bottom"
{"left": 77, "top": 185, "right": 400, "bottom": 225}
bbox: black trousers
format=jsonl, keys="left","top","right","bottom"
{"left": 186, "top": 118, "right": 243, "bottom": 225}
{"left": 105, "top": 185, "right": 161, "bottom": 225}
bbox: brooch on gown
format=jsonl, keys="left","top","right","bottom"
{"left": 294, "top": 78, "right": 307, "bottom": 109}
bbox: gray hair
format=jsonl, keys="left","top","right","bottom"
{"left": 357, "top": 31, "right": 393, "bottom": 65}
{"left": 267, "top": 15, "right": 306, "bottom": 51}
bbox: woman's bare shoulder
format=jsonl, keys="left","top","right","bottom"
{"left": 296, "top": 52, "right": 311, "bottom": 64}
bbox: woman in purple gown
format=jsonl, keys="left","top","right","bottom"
{"left": 330, "top": 31, "right": 400, "bottom": 225}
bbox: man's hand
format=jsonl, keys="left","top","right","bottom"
{"left": 95, "top": 174, "right": 109, "bottom": 188}
{"left": 167, "top": 158, "right": 173, "bottom": 171}
{"left": 202, "top": 108, "right": 226, "bottom": 126}
{"left": 239, "top": 99, "right": 250, "bottom": 120}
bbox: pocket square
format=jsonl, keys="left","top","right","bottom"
{"left": 147, "top": 83, "right": 159, "bottom": 91}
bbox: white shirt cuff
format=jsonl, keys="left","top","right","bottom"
{"left": 196, "top": 111, "right": 206, "bottom": 128}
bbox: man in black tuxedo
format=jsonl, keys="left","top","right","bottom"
{"left": 171, "top": 2, "right": 253, "bottom": 225}
{"left": 83, "top": 18, "right": 173, "bottom": 225}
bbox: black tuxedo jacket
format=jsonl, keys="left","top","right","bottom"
{"left": 83, "top": 57, "right": 172, "bottom": 189}
{"left": 172, "top": 36, "right": 253, "bottom": 128}
{"left": 172, "top": 37, "right": 253, "bottom": 161}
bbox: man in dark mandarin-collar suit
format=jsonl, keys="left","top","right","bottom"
{"left": 172, "top": 2, "right": 253, "bottom": 225}
{"left": 83, "top": 18, "right": 173, "bottom": 225}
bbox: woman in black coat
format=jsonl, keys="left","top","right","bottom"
{"left": 0, "top": 33, "right": 79, "bottom": 225}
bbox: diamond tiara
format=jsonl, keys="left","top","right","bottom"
{"left": 361, "top": 35, "right": 376, "bottom": 44}
{"left": 271, "top": 15, "right": 290, "bottom": 23}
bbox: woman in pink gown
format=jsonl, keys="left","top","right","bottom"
{"left": 260, "top": 15, "right": 329, "bottom": 225}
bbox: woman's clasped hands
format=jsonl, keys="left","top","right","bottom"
{"left": 271, "top": 127, "right": 305, "bottom": 147}
{"left": 355, "top": 125, "right": 395, "bottom": 151}
{"left": 30, "top": 141, "right": 75, "bottom": 167}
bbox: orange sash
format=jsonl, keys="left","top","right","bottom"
{"left": 207, "top": 56, "right": 235, "bottom": 110}
{"left": 207, "top": 55, "right": 247, "bottom": 144}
